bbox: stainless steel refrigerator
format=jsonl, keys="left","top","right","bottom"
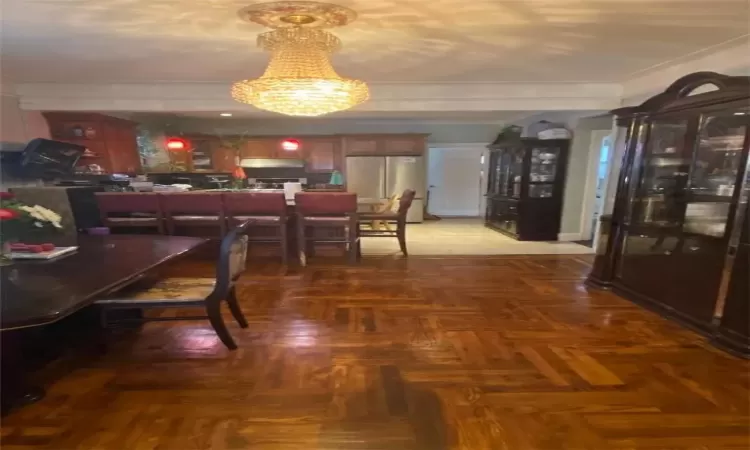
{"left": 345, "top": 156, "right": 425, "bottom": 222}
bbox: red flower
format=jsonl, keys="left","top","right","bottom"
{"left": 0, "top": 191, "right": 14, "bottom": 200}
{"left": 0, "top": 208, "right": 19, "bottom": 220}
{"left": 232, "top": 166, "right": 246, "bottom": 180}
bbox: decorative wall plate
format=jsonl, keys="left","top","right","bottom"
{"left": 238, "top": 1, "right": 357, "bottom": 29}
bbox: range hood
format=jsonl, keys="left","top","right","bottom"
{"left": 240, "top": 158, "right": 305, "bottom": 169}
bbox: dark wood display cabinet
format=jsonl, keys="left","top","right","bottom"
{"left": 485, "top": 137, "right": 570, "bottom": 241}
{"left": 587, "top": 71, "right": 750, "bottom": 357}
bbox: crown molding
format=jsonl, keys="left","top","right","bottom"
{"left": 620, "top": 38, "right": 750, "bottom": 106}
{"left": 14, "top": 82, "right": 623, "bottom": 113}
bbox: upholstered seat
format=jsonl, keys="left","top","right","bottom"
{"left": 231, "top": 215, "right": 281, "bottom": 222}
{"left": 96, "top": 278, "right": 215, "bottom": 305}
{"left": 160, "top": 193, "right": 226, "bottom": 236}
{"left": 295, "top": 192, "right": 359, "bottom": 265}
{"left": 107, "top": 217, "right": 160, "bottom": 224}
{"left": 96, "top": 192, "right": 165, "bottom": 234}
{"left": 223, "top": 192, "right": 289, "bottom": 264}
{"left": 302, "top": 216, "right": 352, "bottom": 223}
{"left": 172, "top": 215, "right": 222, "bottom": 221}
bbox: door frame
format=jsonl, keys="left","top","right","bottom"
{"left": 580, "top": 130, "right": 614, "bottom": 241}
{"left": 427, "top": 143, "right": 489, "bottom": 216}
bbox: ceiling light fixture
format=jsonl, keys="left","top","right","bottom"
{"left": 220, "top": 113, "right": 233, "bottom": 117}
{"left": 231, "top": 2, "right": 369, "bottom": 117}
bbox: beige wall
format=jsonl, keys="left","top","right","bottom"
{"left": 0, "top": 94, "right": 50, "bottom": 150}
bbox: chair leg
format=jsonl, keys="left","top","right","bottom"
{"left": 166, "top": 218, "right": 175, "bottom": 236}
{"left": 347, "top": 221, "right": 358, "bottom": 264}
{"left": 206, "top": 303, "right": 238, "bottom": 350}
{"left": 296, "top": 219, "right": 307, "bottom": 267}
{"left": 397, "top": 221, "right": 408, "bottom": 257}
{"left": 99, "top": 308, "right": 108, "bottom": 328}
{"left": 280, "top": 223, "right": 289, "bottom": 266}
{"left": 226, "top": 286, "right": 248, "bottom": 329}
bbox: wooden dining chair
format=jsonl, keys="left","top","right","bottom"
{"left": 223, "top": 192, "right": 289, "bottom": 265}
{"left": 358, "top": 189, "right": 416, "bottom": 256}
{"left": 295, "top": 192, "right": 359, "bottom": 266}
{"left": 95, "top": 192, "right": 164, "bottom": 234}
{"left": 95, "top": 221, "right": 251, "bottom": 350}
{"left": 160, "top": 192, "right": 226, "bottom": 237}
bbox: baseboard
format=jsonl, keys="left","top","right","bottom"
{"left": 558, "top": 232, "right": 583, "bottom": 241}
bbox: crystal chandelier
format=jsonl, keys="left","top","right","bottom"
{"left": 232, "top": 2, "right": 369, "bottom": 117}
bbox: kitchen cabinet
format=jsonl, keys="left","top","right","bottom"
{"left": 43, "top": 112, "right": 141, "bottom": 174}
{"left": 485, "top": 137, "right": 570, "bottom": 241}
{"left": 382, "top": 135, "right": 425, "bottom": 155}
{"left": 211, "top": 146, "right": 237, "bottom": 172}
{"left": 344, "top": 136, "right": 381, "bottom": 156}
{"left": 588, "top": 71, "right": 750, "bottom": 357}
{"left": 343, "top": 134, "right": 427, "bottom": 156}
{"left": 305, "top": 137, "right": 341, "bottom": 172}
{"left": 242, "top": 139, "right": 276, "bottom": 159}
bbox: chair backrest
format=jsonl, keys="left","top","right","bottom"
{"left": 95, "top": 192, "right": 161, "bottom": 214}
{"left": 160, "top": 192, "right": 224, "bottom": 215}
{"left": 223, "top": 192, "right": 286, "bottom": 216}
{"left": 295, "top": 192, "right": 357, "bottom": 215}
{"left": 210, "top": 220, "right": 251, "bottom": 301}
{"left": 397, "top": 189, "right": 417, "bottom": 215}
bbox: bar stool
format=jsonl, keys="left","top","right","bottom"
{"left": 95, "top": 192, "right": 164, "bottom": 234}
{"left": 160, "top": 192, "right": 226, "bottom": 237}
{"left": 295, "top": 192, "right": 359, "bottom": 266}
{"left": 223, "top": 192, "right": 289, "bottom": 265}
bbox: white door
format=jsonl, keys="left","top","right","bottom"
{"left": 427, "top": 146, "right": 485, "bottom": 216}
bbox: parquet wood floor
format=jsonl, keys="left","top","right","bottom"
{"left": 2, "top": 255, "right": 749, "bottom": 449}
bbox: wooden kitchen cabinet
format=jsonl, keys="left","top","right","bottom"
{"left": 343, "top": 134, "right": 427, "bottom": 156}
{"left": 305, "top": 137, "right": 341, "bottom": 172}
{"left": 382, "top": 135, "right": 426, "bottom": 155}
{"left": 43, "top": 112, "right": 141, "bottom": 174}
{"left": 343, "top": 136, "right": 381, "bottom": 155}
{"left": 211, "top": 146, "right": 237, "bottom": 172}
{"left": 242, "top": 139, "right": 276, "bottom": 159}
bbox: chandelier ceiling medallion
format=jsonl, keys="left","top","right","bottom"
{"left": 232, "top": 1, "right": 369, "bottom": 117}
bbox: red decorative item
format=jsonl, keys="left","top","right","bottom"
{"left": 0, "top": 191, "right": 14, "bottom": 200}
{"left": 280, "top": 139, "right": 300, "bottom": 152}
{"left": 0, "top": 208, "right": 18, "bottom": 220}
{"left": 232, "top": 166, "right": 247, "bottom": 180}
{"left": 166, "top": 138, "right": 188, "bottom": 150}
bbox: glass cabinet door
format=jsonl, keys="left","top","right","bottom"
{"left": 632, "top": 118, "right": 691, "bottom": 227}
{"left": 507, "top": 149, "right": 524, "bottom": 198}
{"left": 683, "top": 111, "right": 748, "bottom": 237}
{"left": 528, "top": 147, "right": 560, "bottom": 198}
{"left": 488, "top": 151, "right": 500, "bottom": 195}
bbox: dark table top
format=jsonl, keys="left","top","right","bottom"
{"left": 0, "top": 235, "right": 207, "bottom": 330}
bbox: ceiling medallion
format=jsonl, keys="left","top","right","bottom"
{"left": 231, "top": 1, "right": 369, "bottom": 117}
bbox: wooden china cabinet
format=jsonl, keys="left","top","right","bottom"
{"left": 485, "top": 136, "right": 570, "bottom": 241}
{"left": 586, "top": 71, "right": 750, "bottom": 357}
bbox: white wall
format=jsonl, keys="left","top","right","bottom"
{"left": 559, "top": 115, "right": 613, "bottom": 240}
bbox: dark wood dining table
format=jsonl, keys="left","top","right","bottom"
{"left": 0, "top": 234, "right": 208, "bottom": 331}
{"left": 0, "top": 234, "right": 208, "bottom": 413}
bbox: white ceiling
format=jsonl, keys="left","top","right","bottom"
{"left": 2, "top": 0, "right": 748, "bottom": 84}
